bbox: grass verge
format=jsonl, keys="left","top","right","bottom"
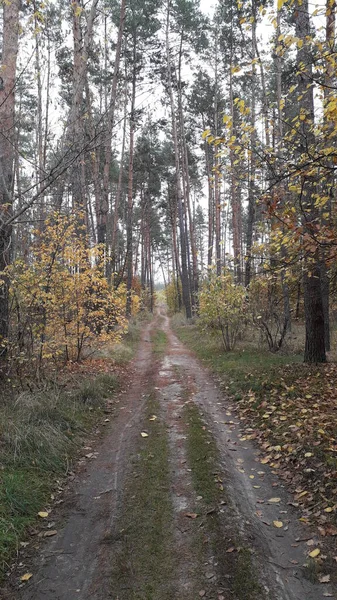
{"left": 0, "top": 371, "right": 120, "bottom": 577}
{"left": 183, "top": 401, "right": 262, "bottom": 600}
{"left": 175, "top": 325, "right": 302, "bottom": 399}
{"left": 110, "top": 394, "right": 174, "bottom": 600}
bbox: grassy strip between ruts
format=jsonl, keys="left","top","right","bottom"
{"left": 110, "top": 393, "right": 175, "bottom": 600}
{"left": 151, "top": 328, "right": 168, "bottom": 356}
{"left": 176, "top": 323, "right": 337, "bottom": 553}
{"left": 0, "top": 372, "right": 120, "bottom": 578}
{"left": 183, "top": 401, "right": 263, "bottom": 600}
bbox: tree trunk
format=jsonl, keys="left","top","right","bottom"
{"left": 229, "top": 50, "right": 242, "bottom": 283}
{"left": 112, "top": 59, "right": 128, "bottom": 280}
{"left": 0, "top": 0, "right": 20, "bottom": 361}
{"left": 126, "top": 46, "right": 137, "bottom": 317}
{"left": 100, "top": 0, "right": 127, "bottom": 245}
{"left": 165, "top": 0, "right": 191, "bottom": 318}
{"left": 320, "top": 0, "right": 336, "bottom": 351}
{"left": 295, "top": 0, "right": 326, "bottom": 363}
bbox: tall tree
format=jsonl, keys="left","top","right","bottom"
{"left": 0, "top": 0, "right": 20, "bottom": 360}
{"left": 294, "top": 0, "right": 326, "bottom": 362}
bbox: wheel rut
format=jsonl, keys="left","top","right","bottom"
{"left": 4, "top": 309, "right": 336, "bottom": 600}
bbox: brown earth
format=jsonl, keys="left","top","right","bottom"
{"left": 2, "top": 308, "right": 336, "bottom": 600}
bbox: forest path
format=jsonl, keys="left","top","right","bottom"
{"left": 5, "top": 307, "right": 335, "bottom": 600}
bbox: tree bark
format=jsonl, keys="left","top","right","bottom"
{"left": 126, "top": 45, "right": 137, "bottom": 317}
{"left": 0, "top": 0, "right": 20, "bottom": 361}
{"left": 165, "top": 0, "right": 191, "bottom": 318}
{"left": 100, "top": 0, "right": 127, "bottom": 245}
{"left": 295, "top": 0, "right": 326, "bottom": 363}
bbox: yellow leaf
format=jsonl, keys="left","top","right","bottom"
{"left": 149, "top": 415, "right": 157, "bottom": 421}
{"left": 141, "top": 432, "right": 149, "bottom": 438}
{"left": 297, "top": 491, "right": 308, "bottom": 498}
{"left": 38, "top": 511, "right": 49, "bottom": 518}
{"left": 273, "top": 521, "right": 283, "bottom": 528}
{"left": 277, "top": 0, "right": 287, "bottom": 9}
{"left": 20, "top": 573, "right": 33, "bottom": 582}
{"left": 268, "top": 497, "right": 281, "bottom": 503}
{"left": 309, "top": 548, "right": 320, "bottom": 558}
{"left": 304, "top": 453, "right": 313, "bottom": 458}
{"left": 324, "top": 507, "right": 333, "bottom": 513}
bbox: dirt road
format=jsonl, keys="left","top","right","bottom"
{"left": 5, "top": 309, "right": 335, "bottom": 600}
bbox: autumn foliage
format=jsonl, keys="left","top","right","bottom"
{"left": 199, "top": 269, "right": 247, "bottom": 351}
{"left": 6, "top": 213, "right": 130, "bottom": 372}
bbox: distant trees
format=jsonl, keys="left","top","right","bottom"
{"left": 0, "top": 0, "right": 336, "bottom": 369}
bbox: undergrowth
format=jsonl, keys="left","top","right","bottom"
{"left": 0, "top": 315, "right": 141, "bottom": 577}
{"left": 0, "top": 374, "right": 119, "bottom": 575}
{"left": 175, "top": 323, "right": 302, "bottom": 399}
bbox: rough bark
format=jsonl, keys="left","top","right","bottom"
{"left": 165, "top": 0, "right": 191, "bottom": 319}
{"left": 126, "top": 47, "right": 136, "bottom": 317}
{"left": 295, "top": 0, "right": 326, "bottom": 363}
{"left": 0, "top": 0, "right": 20, "bottom": 360}
{"left": 100, "top": 0, "right": 127, "bottom": 245}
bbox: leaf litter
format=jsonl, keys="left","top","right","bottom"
{"left": 233, "top": 363, "right": 337, "bottom": 532}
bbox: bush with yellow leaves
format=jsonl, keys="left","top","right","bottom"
{"left": 199, "top": 269, "right": 247, "bottom": 351}
{"left": 8, "top": 213, "right": 128, "bottom": 370}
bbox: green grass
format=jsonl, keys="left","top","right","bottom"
{"left": 0, "top": 372, "right": 122, "bottom": 576}
{"left": 110, "top": 394, "right": 175, "bottom": 599}
{"left": 151, "top": 329, "right": 168, "bottom": 356}
{"left": 183, "top": 401, "right": 263, "bottom": 600}
{"left": 175, "top": 324, "right": 302, "bottom": 399}
{"left": 184, "top": 402, "right": 221, "bottom": 506}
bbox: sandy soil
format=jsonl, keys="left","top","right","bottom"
{"left": 3, "top": 309, "right": 336, "bottom": 600}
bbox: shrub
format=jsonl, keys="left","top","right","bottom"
{"left": 249, "top": 275, "right": 289, "bottom": 352}
{"left": 199, "top": 270, "right": 247, "bottom": 351}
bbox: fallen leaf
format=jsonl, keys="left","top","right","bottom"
{"left": 268, "top": 497, "right": 281, "bottom": 503}
{"left": 199, "top": 591, "right": 206, "bottom": 597}
{"left": 324, "top": 507, "right": 333, "bottom": 513}
{"left": 309, "top": 548, "right": 320, "bottom": 558}
{"left": 273, "top": 521, "right": 283, "bottom": 528}
{"left": 306, "top": 539, "right": 315, "bottom": 546}
{"left": 296, "top": 491, "right": 308, "bottom": 499}
{"left": 44, "top": 530, "right": 57, "bottom": 537}
{"left": 20, "top": 573, "right": 33, "bottom": 582}
{"left": 226, "top": 546, "right": 235, "bottom": 553}
{"left": 141, "top": 432, "right": 149, "bottom": 438}
{"left": 185, "top": 512, "right": 198, "bottom": 519}
{"left": 319, "top": 574, "right": 331, "bottom": 583}
{"left": 38, "top": 511, "right": 49, "bottom": 518}
{"left": 149, "top": 415, "right": 157, "bottom": 421}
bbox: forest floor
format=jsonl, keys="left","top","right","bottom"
{"left": 2, "top": 307, "right": 337, "bottom": 600}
